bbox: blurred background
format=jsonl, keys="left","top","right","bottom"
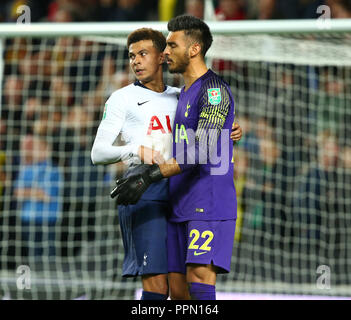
{"left": 0, "top": 0, "right": 351, "bottom": 23}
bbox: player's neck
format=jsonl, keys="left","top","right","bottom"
{"left": 183, "top": 62, "right": 208, "bottom": 91}
{"left": 140, "top": 75, "right": 165, "bottom": 93}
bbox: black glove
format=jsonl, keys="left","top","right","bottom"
{"left": 110, "top": 164, "right": 164, "bottom": 205}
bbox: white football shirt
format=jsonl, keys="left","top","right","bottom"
{"left": 91, "top": 82, "right": 179, "bottom": 167}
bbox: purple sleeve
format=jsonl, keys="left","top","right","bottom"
{"left": 177, "top": 82, "right": 233, "bottom": 172}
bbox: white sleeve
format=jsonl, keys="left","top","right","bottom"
{"left": 91, "top": 92, "right": 140, "bottom": 165}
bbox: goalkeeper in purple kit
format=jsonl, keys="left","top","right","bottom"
{"left": 113, "top": 15, "right": 237, "bottom": 300}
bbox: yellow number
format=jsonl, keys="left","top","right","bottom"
{"left": 188, "top": 229, "right": 214, "bottom": 251}
{"left": 199, "top": 230, "right": 214, "bottom": 251}
{"left": 188, "top": 229, "right": 200, "bottom": 249}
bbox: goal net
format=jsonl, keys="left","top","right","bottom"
{"left": 1, "top": 20, "right": 351, "bottom": 299}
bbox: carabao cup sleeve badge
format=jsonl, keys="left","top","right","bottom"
{"left": 207, "top": 88, "right": 221, "bottom": 105}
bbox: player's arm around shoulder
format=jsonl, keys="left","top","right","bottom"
{"left": 231, "top": 123, "right": 242, "bottom": 142}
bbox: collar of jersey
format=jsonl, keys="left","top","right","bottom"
{"left": 134, "top": 80, "right": 167, "bottom": 92}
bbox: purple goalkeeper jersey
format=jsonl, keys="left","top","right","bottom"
{"left": 169, "top": 69, "right": 237, "bottom": 222}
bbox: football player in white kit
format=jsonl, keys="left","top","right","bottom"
{"left": 91, "top": 28, "right": 242, "bottom": 300}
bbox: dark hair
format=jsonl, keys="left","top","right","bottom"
{"left": 339, "top": 0, "right": 351, "bottom": 13}
{"left": 127, "top": 28, "right": 166, "bottom": 52}
{"left": 167, "top": 14, "right": 213, "bottom": 57}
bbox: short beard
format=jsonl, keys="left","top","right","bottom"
{"left": 168, "top": 52, "right": 190, "bottom": 74}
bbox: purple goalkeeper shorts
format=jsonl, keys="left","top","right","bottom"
{"left": 167, "top": 219, "right": 236, "bottom": 274}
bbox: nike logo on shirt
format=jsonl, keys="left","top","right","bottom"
{"left": 194, "top": 251, "right": 207, "bottom": 256}
{"left": 137, "top": 100, "right": 150, "bottom": 106}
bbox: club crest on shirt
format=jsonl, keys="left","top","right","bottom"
{"left": 185, "top": 102, "right": 191, "bottom": 117}
{"left": 208, "top": 88, "right": 221, "bottom": 105}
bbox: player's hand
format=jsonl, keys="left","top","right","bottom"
{"left": 230, "top": 123, "right": 242, "bottom": 142}
{"left": 138, "top": 145, "right": 165, "bottom": 164}
{"left": 110, "top": 164, "right": 164, "bottom": 204}
{"left": 110, "top": 174, "right": 150, "bottom": 204}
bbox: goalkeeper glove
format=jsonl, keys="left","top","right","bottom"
{"left": 110, "top": 164, "right": 164, "bottom": 205}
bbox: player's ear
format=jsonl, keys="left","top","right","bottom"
{"left": 189, "top": 43, "right": 201, "bottom": 58}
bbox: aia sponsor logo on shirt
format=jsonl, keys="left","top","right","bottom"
{"left": 147, "top": 115, "right": 172, "bottom": 135}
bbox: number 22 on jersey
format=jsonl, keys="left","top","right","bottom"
{"left": 188, "top": 229, "right": 214, "bottom": 252}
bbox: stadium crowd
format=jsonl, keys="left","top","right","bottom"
{"left": 0, "top": 0, "right": 351, "bottom": 288}
{"left": 0, "top": 0, "right": 351, "bottom": 23}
